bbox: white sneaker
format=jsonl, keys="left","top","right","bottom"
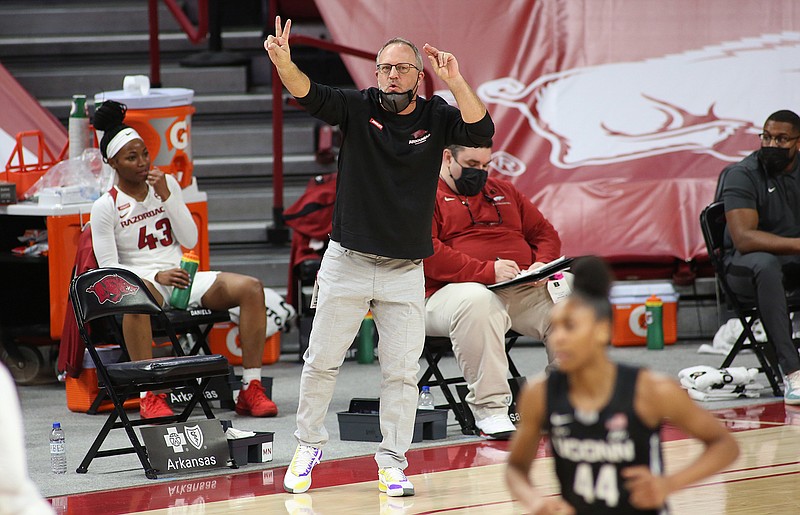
{"left": 284, "top": 445, "right": 322, "bottom": 494}
{"left": 475, "top": 413, "right": 516, "bottom": 440}
{"left": 785, "top": 371, "right": 800, "bottom": 405}
{"left": 378, "top": 467, "right": 415, "bottom": 497}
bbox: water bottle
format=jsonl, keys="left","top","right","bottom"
{"left": 68, "top": 94, "right": 89, "bottom": 159}
{"left": 356, "top": 313, "right": 376, "bottom": 364}
{"left": 418, "top": 386, "right": 435, "bottom": 410}
{"left": 645, "top": 294, "right": 664, "bottom": 350}
{"left": 50, "top": 422, "right": 66, "bottom": 474}
{"left": 169, "top": 251, "right": 200, "bottom": 309}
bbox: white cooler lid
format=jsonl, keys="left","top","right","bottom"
{"left": 610, "top": 282, "right": 677, "bottom": 298}
{"left": 95, "top": 87, "right": 194, "bottom": 109}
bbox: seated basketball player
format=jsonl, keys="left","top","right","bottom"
{"left": 90, "top": 100, "right": 277, "bottom": 419}
{"left": 506, "top": 257, "right": 739, "bottom": 514}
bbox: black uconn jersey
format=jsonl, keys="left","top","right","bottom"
{"left": 545, "top": 365, "right": 667, "bottom": 514}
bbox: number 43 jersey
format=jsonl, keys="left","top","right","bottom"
{"left": 90, "top": 173, "right": 198, "bottom": 286}
{"left": 544, "top": 364, "right": 667, "bottom": 515}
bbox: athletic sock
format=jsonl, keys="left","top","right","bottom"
{"left": 241, "top": 368, "right": 261, "bottom": 389}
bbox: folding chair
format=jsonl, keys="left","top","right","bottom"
{"left": 699, "top": 202, "right": 800, "bottom": 396}
{"left": 70, "top": 267, "right": 230, "bottom": 478}
{"left": 417, "top": 331, "right": 522, "bottom": 435}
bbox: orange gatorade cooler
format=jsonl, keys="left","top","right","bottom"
{"left": 208, "top": 321, "right": 281, "bottom": 365}
{"left": 609, "top": 282, "right": 679, "bottom": 346}
{"left": 95, "top": 76, "right": 195, "bottom": 188}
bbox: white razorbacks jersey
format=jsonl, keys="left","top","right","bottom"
{"left": 90, "top": 173, "right": 198, "bottom": 285}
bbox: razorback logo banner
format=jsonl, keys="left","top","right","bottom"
{"left": 314, "top": 0, "right": 800, "bottom": 263}
{"left": 86, "top": 274, "right": 140, "bottom": 304}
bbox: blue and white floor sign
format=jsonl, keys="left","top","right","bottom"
{"left": 141, "top": 420, "right": 229, "bottom": 473}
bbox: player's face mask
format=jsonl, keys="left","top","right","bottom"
{"left": 450, "top": 161, "right": 488, "bottom": 197}
{"left": 759, "top": 146, "right": 794, "bottom": 175}
{"left": 379, "top": 77, "right": 420, "bottom": 114}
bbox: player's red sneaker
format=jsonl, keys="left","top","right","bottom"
{"left": 140, "top": 391, "right": 174, "bottom": 419}
{"left": 236, "top": 380, "right": 278, "bottom": 417}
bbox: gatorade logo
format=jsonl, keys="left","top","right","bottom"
{"left": 168, "top": 119, "right": 189, "bottom": 151}
{"left": 629, "top": 305, "right": 647, "bottom": 338}
{"left": 151, "top": 115, "right": 192, "bottom": 165}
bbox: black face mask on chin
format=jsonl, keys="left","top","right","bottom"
{"left": 378, "top": 78, "right": 420, "bottom": 114}
{"left": 451, "top": 165, "right": 488, "bottom": 197}
{"left": 759, "top": 146, "right": 794, "bottom": 175}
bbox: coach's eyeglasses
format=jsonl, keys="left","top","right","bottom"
{"left": 759, "top": 132, "right": 800, "bottom": 147}
{"left": 376, "top": 63, "right": 420, "bottom": 75}
{"left": 462, "top": 195, "right": 503, "bottom": 226}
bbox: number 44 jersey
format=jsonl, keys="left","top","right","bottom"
{"left": 544, "top": 364, "right": 667, "bottom": 515}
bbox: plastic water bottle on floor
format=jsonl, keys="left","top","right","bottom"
{"left": 50, "top": 422, "right": 66, "bottom": 474}
{"left": 418, "top": 386, "right": 435, "bottom": 410}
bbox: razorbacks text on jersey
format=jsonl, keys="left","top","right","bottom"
{"left": 545, "top": 364, "right": 667, "bottom": 514}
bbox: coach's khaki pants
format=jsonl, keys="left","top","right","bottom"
{"left": 295, "top": 241, "right": 425, "bottom": 470}
{"left": 425, "top": 282, "right": 555, "bottom": 423}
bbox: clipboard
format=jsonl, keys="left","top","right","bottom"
{"left": 487, "top": 256, "right": 574, "bottom": 291}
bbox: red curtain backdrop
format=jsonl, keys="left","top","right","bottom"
{"left": 312, "top": 0, "right": 800, "bottom": 262}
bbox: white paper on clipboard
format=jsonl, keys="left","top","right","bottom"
{"left": 487, "top": 256, "right": 573, "bottom": 291}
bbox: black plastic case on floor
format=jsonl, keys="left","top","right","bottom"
{"left": 337, "top": 398, "right": 448, "bottom": 442}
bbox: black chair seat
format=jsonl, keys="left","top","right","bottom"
{"left": 105, "top": 355, "right": 229, "bottom": 386}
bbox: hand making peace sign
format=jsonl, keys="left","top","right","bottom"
{"left": 264, "top": 16, "right": 292, "bottom": 67}
{"left": 423, "top": 43, "right": 461, "bottom": 82}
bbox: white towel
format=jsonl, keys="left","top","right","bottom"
{"left": 678, "top": 366, "right": 760, "bottom": 391}
{"left": 698, "top": 318, "right": 765, "bottom": 355}
{"left": 228, "top": 287, "right": 297, "bottom": 338}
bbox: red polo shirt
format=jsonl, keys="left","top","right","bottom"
{"left": 424, "top": 176, "right": 562, "bottom": 297}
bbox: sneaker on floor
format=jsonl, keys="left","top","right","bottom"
{"left": 784, "top": 371, "right": 800, "bottom": 405}
{"left": 236, "top": 380, "right": 278, "bottom": 417}
{"left": 475, "top": 413, "right": 516, "bottom": 440}
{"left": 140, "top": 391, "right": 174, "bottom": 419}
{"left": 378, "top": 467, "right": 415, "bottom": 497}
{"left": 284, "top": 445, "right": 322, "bottom": 494}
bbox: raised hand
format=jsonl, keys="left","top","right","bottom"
{"left": 146, "top": 168, "right": 170, "bottom": 201}
{"left": 264, "top": 16, "right": 292, "bottom": 67}
{"left": 423, "top": 43, "right": 460, "bottom": 82}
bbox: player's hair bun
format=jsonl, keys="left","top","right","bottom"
{"left": 93, "top": 100, "right": 127, "bottom": 131}
{"left": 571, "top": 256, "right": 612, "bottom": 299}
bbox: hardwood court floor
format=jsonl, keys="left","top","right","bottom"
{"left": 51, "top": 402, "right": 800, "bottom": 514}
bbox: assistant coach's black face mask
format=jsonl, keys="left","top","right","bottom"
{"left": 451, "top": 166, "right": 488, "bottom": 197}
{"left": 759, "top": 146, "right": 794, "bottom": 175}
